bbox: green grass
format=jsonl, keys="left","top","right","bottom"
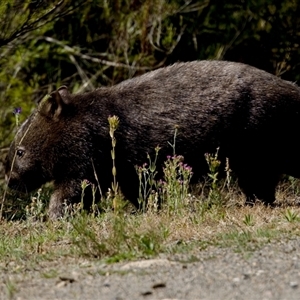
{"left": 4, "top": 278, "right": 18, "bottom": 300}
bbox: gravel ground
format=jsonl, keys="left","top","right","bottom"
{"left": 1, "top": 237, "right": 300, "bottom": 300}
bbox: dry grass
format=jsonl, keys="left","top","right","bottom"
{"left": 1, "top": 184, "right": 300, "bottom": 272}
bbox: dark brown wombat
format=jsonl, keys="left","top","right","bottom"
{"left": 5, "top": 60, "right": 300, "bottom": 218}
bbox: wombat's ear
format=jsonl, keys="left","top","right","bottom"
{"left": 39, "top": 86, "right": 70, "bottom": 120}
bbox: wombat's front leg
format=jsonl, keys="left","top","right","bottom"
{"left": 48, "top": 191, "right": 65, "bottom": 219}
{"left": 48, "top": 181, "right": 81, "bottom": 219}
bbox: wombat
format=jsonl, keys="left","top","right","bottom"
{"left": 5, "top": 60, "right": 300, "bottom": 218}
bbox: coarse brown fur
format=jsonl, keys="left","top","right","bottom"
{"left": 5, "top": 60, "right": 300, "bottom": 218}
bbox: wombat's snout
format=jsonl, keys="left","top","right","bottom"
{"left": 5, "top": 172, "right": 16, "bottom": 188}
{"left": 5, "top": 171, "right": 23, "bottom": 191}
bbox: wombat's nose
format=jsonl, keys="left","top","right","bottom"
{"left": 5, "top": 173, "right": 20, "bottom": 190}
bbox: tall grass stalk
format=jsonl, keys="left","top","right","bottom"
{"left": 204, "top": 148, "right": 223, "bottom": 206}
{"left": 108, "top": 115, "right": 121, "bottom": 213}
{"left": 136, "top": 146, "right": 160, "bottom": 212}
{"left": 167, "top": 124, "right": 179, "bottom": 156}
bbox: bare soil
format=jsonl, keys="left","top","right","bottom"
{"left": 1, "top": 236, "right": 300, "bottom": 300}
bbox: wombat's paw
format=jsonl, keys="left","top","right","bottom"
{"left": 47, "top": 202, "right": 64, "bottom": 220}
{"left": 48, "top": 210, "right": 63, "bottom": 220}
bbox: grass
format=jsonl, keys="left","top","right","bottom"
{"left": 0, "top": 193, "right": 300, "bottom": 270}
{"left": 1, "top": 116, "right": 300, "bottom": 279}
{"left": 4, "top": 278, "right": 18, "bottom": 300}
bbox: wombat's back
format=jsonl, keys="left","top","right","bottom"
{"left": 107, "top": 60, "right": 300, "bottom": 157}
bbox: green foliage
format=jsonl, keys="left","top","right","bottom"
{"left": 204, "top": 149, "right": 223, "bottom": 207}
{"left": 4, "top": 277, "right": 17, "bottom": 300}
{"left": 136, "top": 127, "right": 193, "bottom": 214}
{"left": 284, "top": 209, "right": 300, "bottom": 223}
{"left": 243, "top": 214, "right": 255, "bottom": 226}
{"left": 71, "top": 213, "right": 167, "bottom": 261}
{"left": 136, "top": 146, "right": 160, "bottom": 212}
{"left": 25, "top": 188, "right": 46, "bottom": 222}
{"left": 159, "top": 155, "right": 193, "bottom": 213}
{"left": 219, "top": 227, "right": 280, "bottom": 253}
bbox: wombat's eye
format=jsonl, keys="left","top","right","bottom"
{"left": 16, "top": 149, "right": 25, "bottom": 158}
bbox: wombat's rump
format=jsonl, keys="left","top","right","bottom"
{"left": 5, "top": 60, "right": 300, "bottom": 218}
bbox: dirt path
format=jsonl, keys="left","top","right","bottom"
{"left": 1, "top": 237, "right": 300, "bottom": 300}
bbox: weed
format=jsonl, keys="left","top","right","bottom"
{"left": 243, "top": 214, "right": 255, "bottom": 226}
{"left": 90, "top": 182, "right": 99, "bottom": 217}
{"left": 108, "top": 115, "right": 127, "bottom": 213}
{"left": 204, "top": 148, "right": 223, "bottom": 206}
{"left": 284, "top": 209, "right": 300, "bottom": 223}
{"left": 159, "top": 155, "right": 193, "bottom": 214}
{"left": 13, "top": 107, "right": 22, "bottom": 128}
{"left": 136, "top": 126, "right": 193, "bottom": 214}
{"left": 167, "top": 124, "right": 179, "bottom": 156}
{"left": 80, "top": 179, "right": 91, "bottom": 213}
{"left": 80, "top": 179, "right": 99, "bottom": 217}
{"left": 25, "top": 188, "right": 46, "bottom": 222}
{"left": 136, "top": 146, "right": 160, "bottom": 212}
{"left": 71, "top": 212, "right": 168, "bottom": 261}
{"left": 5, "top": 278, "right": 18, "bottom": 299}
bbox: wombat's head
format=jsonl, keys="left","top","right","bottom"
{"left": 5, "top": 86, "right": 72, "bottom": 193}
